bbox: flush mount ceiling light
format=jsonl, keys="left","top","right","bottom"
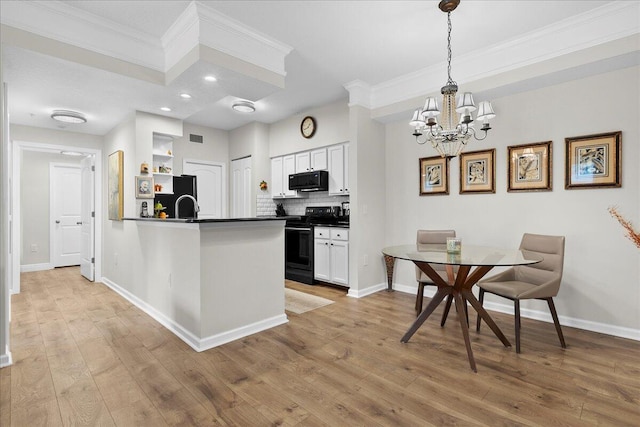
{"left": 180, "top": 93, "right": 192, "bottom": 99}
{"left": 232, "top": 101, "right": 255, "bottom": 113}
{"left": 51, "top": 110, "right": 87, "bottom": 124}
{"left": 204, "top": 75, "right": 217, "bottom": 82}
{"left": 410, "top": 0, "right": 496, "bottom": 158}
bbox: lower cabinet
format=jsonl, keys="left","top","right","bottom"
{"left": 314, "top": 227, "right": 349, "bottom": 286}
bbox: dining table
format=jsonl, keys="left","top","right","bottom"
{"left": 382, "top": 243, "right": 543, "bottom": 372}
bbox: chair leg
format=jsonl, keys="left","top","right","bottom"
{"left": 440, "top": 294, "right": 453, "bottom": 326}
{"left": 476, "top": 288, "right": 484, "bottom": 331}
{"left": 415, "top": 283, "right": 425, "bottom": 315}
{"left": 546, "top": 298, "right": 567, "bottom": 349}
{"left": 514, "top": 299, "right": 521, "bottom": 353}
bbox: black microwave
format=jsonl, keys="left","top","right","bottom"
{"left": 288, "top": 170, "right": 329, "bottom": 192}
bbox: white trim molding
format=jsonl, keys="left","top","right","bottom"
{"left": 390, "top": 282, "right": 640, "bottom": 342}
{"left": 102, "top": 276, "right": 288, "bottom": 352}
{"left": 20, "top": 263, "right": 53, "bottom": 273}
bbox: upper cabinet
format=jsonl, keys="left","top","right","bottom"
{"left": 272, "top": 154, "right": 306, "bottom": 199}
{"left": 328, "top": 143, "right": 349, "bottom": 196}
{"left": 152, "top": 133, "right": 174, "bottom": 194}
{"left": 295, "top": 148, "right": 327, "bottom": 173}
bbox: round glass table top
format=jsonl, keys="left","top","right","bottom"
{"left": 382, "top": 244, "right": 543, "bottom": 267}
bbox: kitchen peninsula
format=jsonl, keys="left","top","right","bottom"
{"left": 114, "top": 217, "right": 292, "bottom": 352}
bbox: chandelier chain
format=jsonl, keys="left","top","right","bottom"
{"left": 446, "top": 12, "right": 455, "bottom": 86}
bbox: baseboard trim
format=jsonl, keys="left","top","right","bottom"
{"left": 198, "top": 314, "right": 289, "bottom": 352}
{"left": 0, "top": 349, "right": 12, "bottom": 368}
{"left": 347, "top": 283, "right": 387, "bottom": 298}
{"left": 101, "top": 277, "right": 289, "bottom": 352}
{"left": 20, "top": 263, "right": 53, "bottom": 273}
{"left": 390, "top": 282, "right": 640, "bottom": 342}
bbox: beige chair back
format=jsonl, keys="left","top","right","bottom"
{"left": 515, "top": 233, "right": 565, "bottom": 298}
{"left": 415, "top": 230, "right": 456, "bottom": 282}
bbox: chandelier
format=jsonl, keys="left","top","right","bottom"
{"left": 410, "top": 0, "right": 496, "bottom": 158}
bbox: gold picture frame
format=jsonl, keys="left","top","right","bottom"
{"left": 508, "top": 141, "right": 552, "bottom": 192}
{"left": 460, "top": 148, "right": 495, "bottom": 194}
{"left": 135, "top": 175, "right": 155, "bottom": 199}
{"left": 108, "top": 150, "right": 124, "bottom": 220}
{"left": 419, "top": 156, "right": 449, "bottom": 195}
{"left": 565, "top": 131, "right": 621, "bottom": 189}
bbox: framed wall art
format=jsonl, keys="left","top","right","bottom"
{"left": 460, "top": 148, "right": 495, "bottom": 194}
{"left": 419, "top": 156, "right": 449, "bottom": 195}
{"left": 135, "top": 175, "right": 155, "bottom": 199}
{"left": 108, "top": 150, "right": 124, "bottom": 220}
{"left": 508, "top": 141, "right": 552, "bottom": 192}
{"left": 565, "top": 131, "right": 621, "bottom": 189}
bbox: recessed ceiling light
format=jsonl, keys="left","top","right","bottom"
{"left": 232, "top": 101, "right": 255, "bottom": 113}
{"left": 204, "top": 75, "right": 217, "bottom": 82}
{"left": 51, "top": 110, "right": 87, "bottom": 124}
{"left": 180, "top": 93, "right": 192, "bottom": 99}
{"left": 160, "top": 107, "right": 172, "bottom": 112}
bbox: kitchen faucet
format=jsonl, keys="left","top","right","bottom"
{"left": 175, "top": 194, "right": 200, "bottom": 219}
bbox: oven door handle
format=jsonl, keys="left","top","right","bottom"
{"left": 285, "top": 227, "right": 312, "bottom": 231}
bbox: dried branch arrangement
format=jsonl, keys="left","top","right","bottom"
{"left": 608, "top": 206, "right": 640, "bottom": 249}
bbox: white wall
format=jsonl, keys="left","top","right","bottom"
{"left": 384, "top": 65, "right": 640, "bottom": 335}
{"left": 269, "top": 100, "right": 349, "bottom": 157}
{"left": 229, "top": 122, "right": 270, "bottom": 216}
{"left": 174, "top": 123, "right": 229, "bottom": 176}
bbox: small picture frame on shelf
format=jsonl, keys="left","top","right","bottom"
{"left": 565, "top": 131, "right": 621, "bottom": 189}
{"left": 135, "top": 175, "right": 155, "bottom": 199}
{"left": 419, "top": 156, "right": 450, "bottom": 196}
{"left": 508, "top": 141, "right": 552, "bottom": 192}
{"left": 460, "top": 149, "right": 495, "bottom": 194}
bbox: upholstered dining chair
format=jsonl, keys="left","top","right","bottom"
{"left": 415, "top": 230, "right": 458, "bottom": 323}
{"left": 475, "top": 233, "right": 567, "bottom": 353}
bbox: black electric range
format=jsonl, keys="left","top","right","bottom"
{"left": 284, "top": 206, "right": 348, "bottom": 284}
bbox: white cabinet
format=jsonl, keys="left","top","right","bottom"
{"left": 271, "top": 154, "right": 304, "bottom": 199}
{"left": 153, "top": 133, "right": 174, "bottom": 194}
{"left": 295, "top": 148, "right": 327, "bottom": 173}
{"left": 328, "top": 143, "right": 349, "bottom": 196}
{"left": 314, "top": 227, "right": 349, "bottom": 286}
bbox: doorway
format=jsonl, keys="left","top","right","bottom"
{"left": 11, "top": 141, "right": 102, "bottom": 294}
{"left": 183, "top": 158, "right": 226, "bottom": 219}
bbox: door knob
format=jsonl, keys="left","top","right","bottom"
{"left": 55, "top": 220, "right": 60, "bottom": 224}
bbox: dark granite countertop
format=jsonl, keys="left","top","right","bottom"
{"left": 124, "top": 216, "right": 299, "bottom": 224}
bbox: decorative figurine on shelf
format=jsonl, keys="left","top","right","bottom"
{"left": 167, "top": 149, "right": 172, "bottom": 155}
{"left": 154, "top": 183, "right": 163, "bottom": 192}
{"left": 140, "top": 162, "right": 149, "bottom": 174}
{"left": 260, "top": 180, "right": 268, "bottom": 191}
{"left": 140, "top": 201, "right": 150, "bottom": 218}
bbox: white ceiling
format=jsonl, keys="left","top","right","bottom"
{"left": 1, "top": 0, "right": 635, "bottom": 136}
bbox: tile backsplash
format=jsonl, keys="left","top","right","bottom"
{"left": 257, "top": 192, "right": 349, "bottom": 216}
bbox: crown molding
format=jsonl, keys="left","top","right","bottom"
{"left": 161, "top": 1, "right": 201, "bottom": 71}
{"left": 0, "top": 0, "right": 164, "bottom": 71}
{"left": 193, "top": 1, "right": 293, "bottom": 77}
{"left": 344, "top": 80, "right": 372, "bottom": 109}
{"left": 368, "top": 1, "right": 640, "bottom": 110}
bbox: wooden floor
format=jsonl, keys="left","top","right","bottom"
{"left": 2, "top": 267, "right": 639, "bottom": 426}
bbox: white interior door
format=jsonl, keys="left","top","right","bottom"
{"left": 80, "top": 156, "right": 94, "bottom": 280}
{"left": 50, "top": 163, "right": 81, "bottom": 267}
{"left": 183, "top": 159, "right": 226, "bottom": 219}
{"left": 231, "top": 156, "right": 251, "bottom": 218}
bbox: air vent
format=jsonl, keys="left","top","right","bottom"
{"left": 190, "top": 134, "right": 203, "bottom": 144}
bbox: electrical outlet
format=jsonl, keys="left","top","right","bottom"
{"left": 30, "top": 244, "right": 38, "bottom": 253}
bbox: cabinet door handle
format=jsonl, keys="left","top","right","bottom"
{"left": 77, "top": 221, "right": 82, "bottom": 225}
{"left": 55, "top": 220, "right": 60, "bottom": 224}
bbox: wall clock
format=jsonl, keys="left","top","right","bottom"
{"left": 300, "top": 116, "right": 316, "bottom": 139}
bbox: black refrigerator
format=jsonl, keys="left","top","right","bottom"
{"left": 155, "top": 175, "right": 198, "bottom": 218}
